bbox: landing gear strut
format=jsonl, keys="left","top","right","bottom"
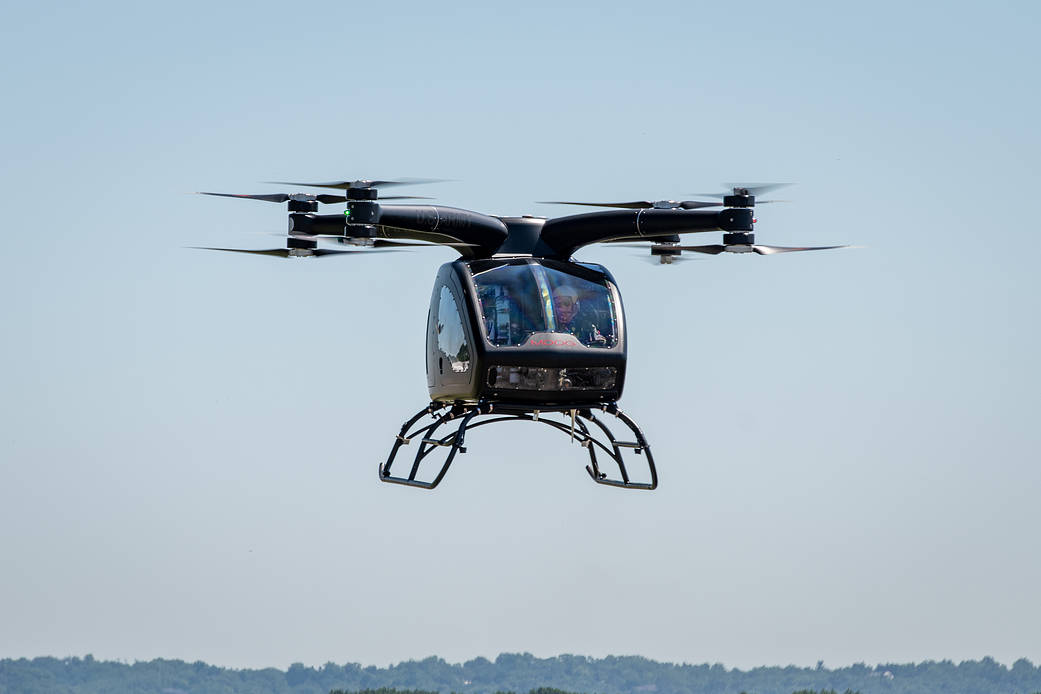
{"left": 378, "top": 401, "right": 657, "bottom": 490}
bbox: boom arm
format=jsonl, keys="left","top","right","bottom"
{"left": 286, "top": 203, "right": 752, "bottom": 260}
{"left": 285, "top": 202, "right": 509, "bottom": 257}
{"left": 348, "top": 201, "right": 509, "bottom": 257}
{"left": 536, "top": 208, "right": 754, "bottom": 259}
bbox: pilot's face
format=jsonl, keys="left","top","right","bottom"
{"left": 554, "top": 294, "right": 579, "bottom": 325}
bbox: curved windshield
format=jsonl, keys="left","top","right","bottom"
{"left": 471, "top": 261, "right": 618, "bottom": 348}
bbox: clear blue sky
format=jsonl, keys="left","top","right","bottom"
{"left": 1, "top": 0, "right": 1038, "bottom": 672}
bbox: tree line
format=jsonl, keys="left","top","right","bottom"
{"left": 2, "top": 654, "right": 1040, "bottom": 694}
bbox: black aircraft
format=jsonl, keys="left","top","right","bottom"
{"left": 197, "top": 179, "right": 847, "bottom": 490}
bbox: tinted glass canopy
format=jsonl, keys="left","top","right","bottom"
{"left": 470, "top": 260, "right": 619, "bottom": 348}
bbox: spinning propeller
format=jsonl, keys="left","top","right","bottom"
{"left": 197, "top": 190, "right": 432, "bottom": 205}
{"left": 616, "top": 237, "right": 850, "bottom": 264}
{"left": 194, "top": 177, "right": 454, "bottom": 258}
{"left": 199, "top": 191, "right": 349, "bottom": 204}
{"left": 198, "top": 177, "right": 444, "bottom": 211}
{"left": 189, "top": 246, "right": 394, "bottom": 259}
{"left": 191, "top": 235, "right": 471, "bottom": 260}
{"left": 540, "top": 182, "right": 792, "bottom": 210}
{"left": 196, "top": 177, "right": 848, "bottom": 262}
{"left": 267, "top": 177, "right": 448, "bottom": 191}
{"left": 690, "top": 182, "right": 791, "bottom": 198}
{"left": 593, "top": 184, "right": 849, "bottom": 263}
{"left": 665, "top": 242, "right": 849, "bottom": 255}
{"left": 538, "top": 199, "right": 722, "bottom": 210}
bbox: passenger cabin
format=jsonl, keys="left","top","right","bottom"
{"left": 426, "top": 257, "right": 626, "bottom": 405}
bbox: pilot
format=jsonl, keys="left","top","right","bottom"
{"left": 553, "top": 285, "right": 607, "bottom": 346}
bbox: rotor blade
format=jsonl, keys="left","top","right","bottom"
{"left": 639, "top": 254, "right": 691, "bottom": 265}
{"left": 540, "top": 199, "right": 725, "bottom": 210}
{"left": 197, "top": 192, "right": 290, "bottom": 203}
{"left": 751, "top": 244, "right": 849, "bottom": 255}
{"left": 327, "top": 238, "right": 463, "bottom": 248}
{"left": 672, "top": 244, "right": 727, "bottom": 255}
{"left": 608, "top": 243, "right": 694, "bottom": 252}
{"left": 537, "top": 200, "right": 654, "bottom": 209}
{"left": 367, "top": 178, "right": 448, "bottom": 188}
{"left": 603, "top": 234, "right": 682, "bottom": 244}
{"left": 269, "top": 232, "right": 476, "bottom": 249}
{"left": 191, "top": 246, "right": 292, "bottom": 257}
{"left": 723, "top": 182, "right": 791, "bottom": 196}
{"left": 267, "top": 178, "right": 448, "bottom": 190}
{"left": 611, "top": 243, "right": 703, "bottom": 260}
{"left": 198, "top": 191, "right": 354, "bottom": 204}
{"left": 188, "top": 246, "right": 392, "bottom": 258}
{"left": 689, "top": 183, "right": 793, "bottom": 198}
{"left": 311, "top": 193, "right": 432, "bottom": 202}
{"left": 268, "top": 180, "right": 357, "bottom": 190}
{"left": 314, "top": 236, "right": 477, "bottom": 248}
{"left": 370, "top": 239, "right": 431, "bottom": 247}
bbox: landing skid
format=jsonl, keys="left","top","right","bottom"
{"left": 378, "top": 401, "right": 657, "bottom": 490}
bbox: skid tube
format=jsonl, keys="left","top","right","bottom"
{"left": 378, "top": 401, "right": 657, "bottom": 490}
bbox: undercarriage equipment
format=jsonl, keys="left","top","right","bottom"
{"left": 378, "top": 401, "right": 657, "bottom": 490}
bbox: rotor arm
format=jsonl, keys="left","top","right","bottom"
{"left": 287, "top": 213, "right": 347, "bottom": 235}
{"left": 536, "top": 208, "right": 753, "bottom": 258}
{"left": 347, "top": 201, "right": 509, "bottom": 257}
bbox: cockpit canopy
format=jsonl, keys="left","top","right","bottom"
{"left": 426, "top": 258, "right": 626, "bottom": 404}
{"left": 469, "top": 259, "right": 619, "bottom": 349}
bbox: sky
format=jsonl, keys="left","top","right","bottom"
{"left": 1, "top": 0, "right": 1039, "bottom": 673}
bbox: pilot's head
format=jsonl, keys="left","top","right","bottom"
{"left": 553, "top": 285, "right": 580, "bottom": 326}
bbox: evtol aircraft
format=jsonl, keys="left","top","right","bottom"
{"left": 198, "top": 179, "right": 846, "bottom": 490}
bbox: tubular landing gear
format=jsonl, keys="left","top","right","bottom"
{"left": 378, "top": 401, "right": 657, "bottom": 490}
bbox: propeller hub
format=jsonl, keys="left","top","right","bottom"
{"left": 287, "top": 236, "right": 318, "bottom": 250}
{"left": 287, "top": 198, "right": 319, "bottom": 212}
{"left": 340, "top": 237, "right": 376, "bottom": 247}
{"left": 722, "top": 194, "right": 755, "bottom": 207}
{"left": 723, "top": 232, "right": 754, "bottom": 245}
{"left": 346, "top": 187, "right": 379, "bottom": 200}
{"left": 650, "top": 243, "right": 682, "bottom": 257}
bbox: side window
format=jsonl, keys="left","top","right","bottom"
{"left": 437, "top": 287, "right": 471, "bottom": 374}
